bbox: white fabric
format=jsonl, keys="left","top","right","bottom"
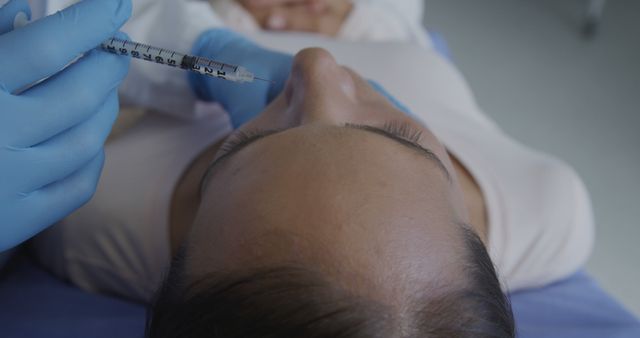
{"left": 32, "top": 109, "right": 231, "bottom": 300}
{"left": 339, "top": 0, "right": 428, "bottom": 47}
{"left": 26, "top": 0, "right": 45, "bottom": 18}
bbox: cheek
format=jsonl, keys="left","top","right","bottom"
{"left": 237, "top": 2, "right": 269, "bottom": 23}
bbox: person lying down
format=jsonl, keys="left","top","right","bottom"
{"left": 210, "top": 0, "right": 429, "bottom": 46}
{"left": 32, "top": 7, "right": 594, "bottom": 338}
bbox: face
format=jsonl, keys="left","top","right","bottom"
{"left": 183, "top": 48, "right": 470, "bottom": 305}
{"left": 237, "top": 0, "right": 352, "bottom": 36}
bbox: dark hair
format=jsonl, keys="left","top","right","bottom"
{"left": 146, "top": 226, "right": 514, "bottom": 337}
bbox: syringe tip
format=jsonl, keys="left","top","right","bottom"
{"left": 255, "top": 77, "right": 275, "bottom": 84}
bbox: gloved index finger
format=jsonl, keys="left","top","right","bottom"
{"left": 0, "top": 0, "right": 131, "bottom": 93}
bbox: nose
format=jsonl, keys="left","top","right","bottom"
{"left": 286, "top": 48, "right": 357, "bottom": 124}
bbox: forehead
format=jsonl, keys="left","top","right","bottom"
{"left": 203, "top": 126, "right": 452, "bottom": 203}
{"left": 204, "top": 124, "right": 449, "bottom": 190}
{"left": 195, "top": 125, "right": 458, "bottom": 250}
{"left": 185, "top": 126, "right": 465, "bottom": 297}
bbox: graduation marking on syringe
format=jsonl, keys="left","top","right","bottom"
{"left": 101, "top": 37, "right": 273, "bottom": 84}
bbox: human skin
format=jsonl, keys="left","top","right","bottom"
{"left": 242, "top": 0, "right": 328, "bottom": 13}
{"left": 169, "top": 48, "right": 489, "bottom": 304}
{"left": 236, "top": 0, "right": 352, "bottom": 36}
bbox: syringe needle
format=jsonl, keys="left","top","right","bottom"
{"left": 255, "top": 77, "right": 275, "bottom": 84}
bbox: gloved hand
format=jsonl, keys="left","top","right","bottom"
{"left": 0, "top": 0, "right": 132, "bottom": 251}
{"left": 367, "top": 80, "right": 413, "bottom": 115}
{"left": 189, "top": 29, "right": 293, "bottom": 128}
{"left": 189, "top": 29, "right": 413, "bottom": 127}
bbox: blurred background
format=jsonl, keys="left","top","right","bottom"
{"left": 422, "top": 0, "right": 639, "bottom": 315}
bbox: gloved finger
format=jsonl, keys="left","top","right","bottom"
{"left": 191, "top": 70, "right": 276, "bottom": 128}
{"left": 0, "top": 150, "right": 105, "bottom": 250}
{"left": 11, "top": 89, "right": 118, "bottom": 193}
{"left": 0, "top": 0, "right": 31, "bottom": 34}
{"left": 191, "top": 29, "right": 292, "bottom": 103}
{"left": 189, "top": 29, "right": 289, "bottom": 123}
{"left": 367, "top": 80, "right": 412, "bottom": 115}
{"left": 11, "top": 47, "right": 129, "bottom": 147}
{"left": 0, "top": 0, "right": 131, "bottom": 93}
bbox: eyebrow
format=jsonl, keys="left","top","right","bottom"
{"left": 200, "top": 125, "right": 451, "bottom": 194}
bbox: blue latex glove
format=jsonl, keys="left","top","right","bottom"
{"left": 367, "top": 80, "right": 413, "bottom": 115}
{"left": 190, "top": 30, "right": 413, "bottom": 127}
{"left": 190, "top": 29, "right": 293, "bottom": 128}
{"left": 0, "top": 0, "right": 30, "bottom": 33}
{"left": 0, "top": 0, "right": 132, "bottom": 251}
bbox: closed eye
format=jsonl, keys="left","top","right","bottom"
{"left": 199, "top": 122, "right": 450, "bottom": 195}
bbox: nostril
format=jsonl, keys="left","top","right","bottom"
{"left": 284, "top": 77, "right": 295, "bottom": 105}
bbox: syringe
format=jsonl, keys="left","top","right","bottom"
{"left": 100, "top": 37, "right": 270, "bottom": 84}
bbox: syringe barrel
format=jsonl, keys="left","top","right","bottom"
{"left": 100, "top": 37, "right": 255, "bottom": 83}
{"left": 189, "top": 57, "right": 254, "bottom": 83}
